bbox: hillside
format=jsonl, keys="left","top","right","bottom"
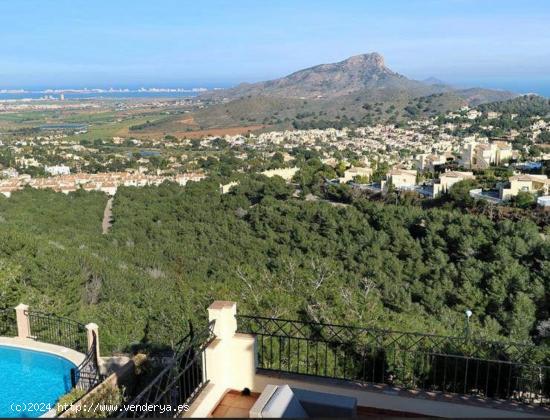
{"left": 0, "top": 179, "right": 548, "bottom": 352}
{"left": 186, "top": 53, "right": 516, "bottom": 132}
{"left": 477, "top": 94, "right": 550, "bottom": 116}
{"left": 454, "top": 88, "right": 521, "bottom": 107}
{"left": 191, "top": 89, "right": 513, "bottom": 131}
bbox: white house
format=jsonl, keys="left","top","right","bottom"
{"left": 432, "top": 171, "right": 475, "bottom": 197}
{"left": 45, "top": 165, "right": 71, "bottom": 176}
{"left": 339, "top": 166, "right": 373, "bottom": 183}
{"left": 500, "top": 174, "right": 550, "bottom": 200}
{"left": 381, "top": 168, "right": 418, "bottom": 192}
{"left": 261, "top": 167, "right": 299, "bottom": 182}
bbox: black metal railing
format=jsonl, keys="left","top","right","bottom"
{"left": 71, "top": 330, "right": 103, "bottom": 391}
{"left": 237, "top": 315, "right": 550, "bottom": 406}
{"left": 116, "top": 320, "right": 216, "bottom": 418}
{"left": 26, "top": 310, "right": 87, "bottom": 353}
{"left": 0, "top": 308, "right": 17, "bottom": 337}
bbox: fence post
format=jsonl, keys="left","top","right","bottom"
{"left": 205, "top": 301, "right": 256, "bottom": 391}
{"left": 208, "top": 301, "right": 237, "bottom": 340}
{"left": 15, "top": 303, "right": 30, "bottom": 339}
{"left": 85, "top": 323, "right": 100, "bottom": 359}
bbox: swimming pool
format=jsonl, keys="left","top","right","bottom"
{"left": 0, "top": 345, "right": 76, "bottom": 418}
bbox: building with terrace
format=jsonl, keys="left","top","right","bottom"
{"left": 500, "top": 174, "right": 550, "bottom": 201}
{"left": 2, "top": 300, "right": 550, "bottom": 418}
{"left": 415, "top": 153, "right": 449, "bottom": 173}
{"left": 114, "top": 301, "right": 550, "bottom": 418}
{"left": 380, "top": 168, "right": 418, "bottom": 193}
{"left": 0, "top": 171, "right": 206, "bottom": 198}
{"left": 261, "top": 167, "right": 300, "bottom": 182}
{"left": 45, "top": 164, "right": 71, "bottom": 176}
{"left": 339, "top": 166, "right": 373, "bottom": 183}
{"left": 459, "top": 139, "right": 514, "bottom": 170}
{"left": 432, "top": 171, "right": 476, "bottom": 198}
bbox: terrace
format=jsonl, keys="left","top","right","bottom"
{"left": 2, "top": 301, "right": 549, "bottom": 418}
{"left": 469, "top": 188, "right": 503, "bottom": 204}
{"left": 117, "top": 301, "right": 550, "bottom": 418}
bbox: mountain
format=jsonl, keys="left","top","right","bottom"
{"left": 141, "top": 53, "right": 517, "bottom": 134}
{"left": 453, "top": 88, "right": 520, "bottom": 107}
{"left": 422, "top": 76, "right": 449, "bottom": 87}
{"left": 206, "top": 53, "right": 451, "bottom": 100}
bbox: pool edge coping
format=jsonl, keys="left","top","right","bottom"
{"left": 0, "top": 337, "right": 86, "bottom": 366}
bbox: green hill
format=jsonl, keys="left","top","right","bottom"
{"left": 1, "top": 179, "right": 547, "bottom": 354}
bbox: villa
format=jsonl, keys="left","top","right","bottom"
{"left": 499, "top": 174, "right": 550, "bottom": 200}
{"left": 432, "top": 171, "right": 475, "bottom": 197}
{"left": 45, "top": 165, "right": 71, "bottom": 176}
{"left": 415, "top": 153, "right": 449, "bottom": 172}
{"left": 380, "top": 168, "right": 418, "bottom": 192}
{"left": 261, "top": 167, "right": 300, "bottom": 182}
{"left": 338, "top": 166, "right": 373, "bottom": 183}
{"left": 459, "top": 139, "right": 514, "bottom": 170}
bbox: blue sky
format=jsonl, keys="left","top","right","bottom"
{"left": 0, "top": 0, "right": 549, "bottom": 94}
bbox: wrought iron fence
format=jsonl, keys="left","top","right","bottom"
{"left": 71, "top": 330, "right": 103, "bottom": 391}
{"left": 0, "top": 308, "right": 17, "bottom": 337}
{"left": 25, "top": 310, "right": 87, "bottom": 352}
{"left": 237, "top": 315, "right": 550, "bottom": 406}
{"left": 116, "top": 320, "right": 216, "bottom": 418}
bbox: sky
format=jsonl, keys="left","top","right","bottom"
{"left": 0, "top": 0, "right": 549, "bottom": 95}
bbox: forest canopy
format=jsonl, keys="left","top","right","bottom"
{"left": 0, "top": 178, "right": 548, "bottom": 354}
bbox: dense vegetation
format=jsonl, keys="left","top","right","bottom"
{"left": 129, "top": 117, "right": 173, "bottom": 131}
{"left": 478, "top": 95, "right": 550, "bottom": 117}
{"left": 0, "top": 178, "right": 548, "bottom": 355}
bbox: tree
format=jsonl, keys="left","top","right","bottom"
{"left": 269, "top": 152, "right": 285, "bottom": 169}
{"left": 513, "top": 191, "right": 536, "bottom": 209}
{"left": 293, "top": 159, "right": 336, "bottom": 194}
{"left": 448, "top": 180, "right": 477, "bottom": 207}
{"left": 529, "top": 145, "right": 542, "bottom": 158}
{"left": 508, "top": 292, "right": 537, "bottom": 341}
{"left": 0, "top": 259, "right": 24, "bottom": 309}
{"left": 0, "top": 177, "right": 547, "bottom": 353}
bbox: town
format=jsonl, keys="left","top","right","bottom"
{"left": 1, "top": 103, "right": 548, "bottom": 209}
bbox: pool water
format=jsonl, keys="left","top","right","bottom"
{"left": 0, "top": 345, "right": 76, "bottom": 418}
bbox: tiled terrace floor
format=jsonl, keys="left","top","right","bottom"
{"left": 209, "top": 388, "right": 426, "bottom": 418}
{"left": 210, "top": 390, "right": 260, "bottom": 418}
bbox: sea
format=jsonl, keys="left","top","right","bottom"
{"left": 454, "top": 80, "right": 550, "bottom": 98}
{"left": 0, "top": 90, "right": 202, "bottom": 101}
{"left": 1, "top": 81, "right": 548, "bottom": 101}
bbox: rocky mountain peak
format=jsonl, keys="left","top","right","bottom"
{"left": 343, "top": 52, "right": 385, "bottom": 69}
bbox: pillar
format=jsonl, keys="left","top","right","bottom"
{"left": 85, "top": 322, "right": 100, "bottom": 359}
{"left": 205, "top": 301, "right": 256, "bottom": 391}
{"left": 15, "top": 303, "right": 30, "bottom": 339}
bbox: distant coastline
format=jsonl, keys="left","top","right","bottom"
{"left": 451, "top": 80, "right": 550, "bottom": 98}
{"left": 1, "top": 80, "right": 549, "bottom": 101}
{"left": 0, "top": 87, "right": 214, "bottom": 101}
